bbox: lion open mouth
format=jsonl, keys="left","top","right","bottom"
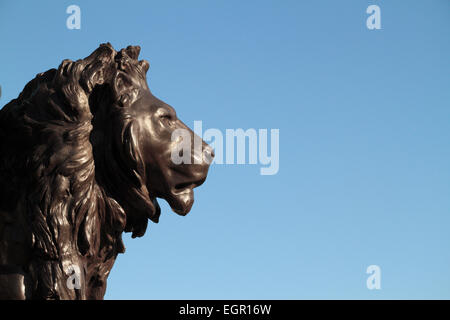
{"left": 166, "top": 177, "right": 206, "bottom": 215}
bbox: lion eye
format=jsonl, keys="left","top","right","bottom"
{"left": 159, "top": 114, "right": 173, "bottom": 123}
{"left": 157, "top": 106, "right": 177, "bottom": 125}
{"left": 159, "top": 113, "right": 174, "bottom": 126}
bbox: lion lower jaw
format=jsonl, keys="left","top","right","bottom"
{"left": 167, "top": 188, "right": 195, "bottom": 216}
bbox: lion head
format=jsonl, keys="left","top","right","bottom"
{"left": 87, "top": 44, "right": 214, "bottom": 237}
{"left": 0, "top": 43, "right": 213, "bottom": 299}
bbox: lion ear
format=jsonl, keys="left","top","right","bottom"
{"left": 138, "top": 60, "right": 150, "bottom": 74}
{"left": 112, "top": 72, "right": 136, "bottom": 106}
{"left": 113, "top": 72, "right": 131, "bottom": 95}
{"left": 125, "top": 45, "right": 141, "bottom": 60}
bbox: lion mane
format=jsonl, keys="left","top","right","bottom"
{"left": 0, "top": 43, "right": 160, "bottom": 299}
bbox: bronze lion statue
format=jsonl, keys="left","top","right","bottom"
{"left": 0, "top": 43, "right": 213, "bottom": 299}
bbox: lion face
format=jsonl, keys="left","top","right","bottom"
{"left": 129, "top": 90, "right": 214, "bottom": 216}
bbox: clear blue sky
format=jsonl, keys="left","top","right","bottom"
{"left": 0, "top": 1, "right": 449, "bottom": 299}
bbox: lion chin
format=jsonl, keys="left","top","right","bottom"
{"left": 0, "top": 42, "right": 213, "bottom": 300}
{"left": 167, "top": 189, "right": 194, "bottom": 215}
